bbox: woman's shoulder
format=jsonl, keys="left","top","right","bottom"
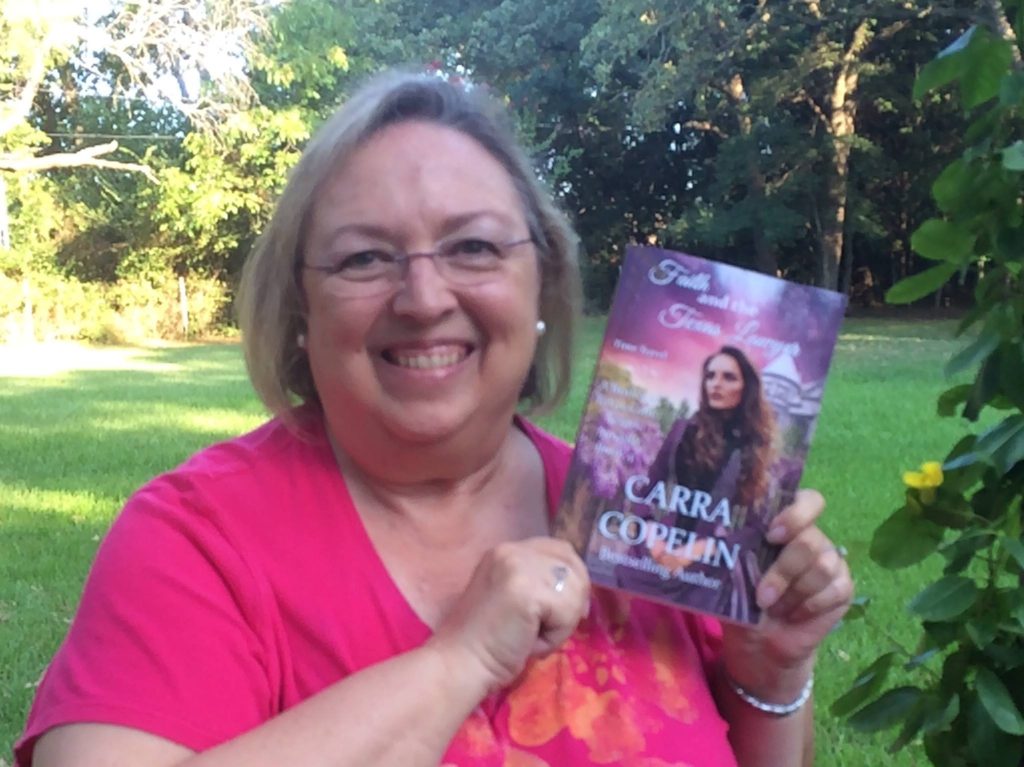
{"left": 113, "top": 408, "right": 337, "bottom": 555}
{"left": 144, "top": 407, "right": 324, "bottom": 493}
{"left": 178, "top": 407, "right": 327, "bottom": 477}
{"left": 515, "top": 416, "right": 572, "bottom": 463}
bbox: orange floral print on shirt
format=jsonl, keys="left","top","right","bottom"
{"left": 444, "top": 589, "right": 731, "bottom": 767}
{"left": 508, "top": 591, "right": 700, "bottom": 762}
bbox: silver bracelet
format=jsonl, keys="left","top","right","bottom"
{"left": 725, "top": 672, "right": 814, "bottom": 716}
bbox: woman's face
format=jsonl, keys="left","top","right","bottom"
{"left": 300, "top": 120, "right": 542, "bottom": 446}
{"left": 704, "top": 354, "right": 744, "bottom": 411}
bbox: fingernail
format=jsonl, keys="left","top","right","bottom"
{"left": 767, "top": 524, "right": 787, "bottom": 543}
{"left": 757, "top": 584, "right": 779, "bottom": 610}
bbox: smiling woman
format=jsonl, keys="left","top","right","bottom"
{"left": 16, "top": 71, "right": 852, "bottom": 767}
{"left": 300, "top": 120, "right": 545, "bottom": 454}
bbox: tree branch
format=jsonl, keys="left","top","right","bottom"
{"left": 681, "top": 120, "right": 729, "bottom": 139}
{"left": 766, "top": 162, "right": 808, "bottom": 195}
{"left": 0, "top": 141, "right": 158, "bottom": 182}
{"left": 792, "top": 89, "right": 830, "bottom": 129}
{"left": 844, "top": 18, "right": 874, "bottom": 66}
{"left": 981, "top": 0, "right": 1022, "bottom": 65}
{"left": 0, "top": 33, "right": 55, "bottom": 138}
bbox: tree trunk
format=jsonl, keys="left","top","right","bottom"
{"left": 840, "top": 210, "right": 854, "bottom": 295}
{"left": 751, "top": 215, "right": 776, "bottom": 275}
{"left": 21, "top": 277, "right": 34, "bottom": 343}
{"left": 818, "top": 141, "right": 849, "bottom": 290}
{"left": 728, "top": 73, "right": 778, "bottom": 275}
{"left": 817, "top": 20, "right": 870, "bottom": 290}
{"left": 748, "top": 155, "right": 777, "bottom": 275}
{"left": 0, "top": 175, "right": 9, "bottom": 250}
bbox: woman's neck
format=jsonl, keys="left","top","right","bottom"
{"left": 325, "top": 414, "right": 530, "bottom": 525}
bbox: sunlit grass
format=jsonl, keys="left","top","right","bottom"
{"left": 1, "top": 320, "right": 981, "bottom": 764}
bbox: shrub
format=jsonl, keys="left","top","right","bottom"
{"left": 0, "top": 272, "right": 231, "bottom": 344}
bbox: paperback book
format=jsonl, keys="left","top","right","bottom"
{"left": 554, "top": 246, "right": 847, "bottom": 624}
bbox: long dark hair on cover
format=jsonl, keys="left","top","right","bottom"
{"left": 679, "top": 346, "right": 775, "bottom": 509}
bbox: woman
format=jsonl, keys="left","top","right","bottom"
{"left": 665, "top": 346, "right": 775, "bottom": 515}
{"left": 622, "top": 346, "right": 780, "bottom": 624}
{"left": 18, "top": 72, "right": 852, "bottom": 767}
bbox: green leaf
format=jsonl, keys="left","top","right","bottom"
{"left": 973, "top": 415, "right": 1024, "bottom": 470}
{"left": 1014, "top": 598, "right": 1024, "bottom": 630}
{"left": 957, "top": 302, "right": 987, "bottom": 335}
{"left": 908, "top": 576, "right": 979, "bottom": 621}
{"left": 843, "top": 595, "right": 871, "bottom": 621}
{"left": 912, "top": 219, "right": 976, "bottom": 261}
{"left": 968, "top": 693, "right": 1024, "bottom": 767}
{"left": 905, "top": 648, "right": 940, "bottom": 670}
{"left": 961, "top": 34, "right": 1015, "bottom": 109}
{"left": 963, "top": 355, "right": 1002, "bottom": 422}
{"left": 1003, "top": 140, "right": 1024, "bottom": 171}
{"left": 945, "top": 451, "right": 980, "bottom": 473}
{"left": 937, "top": 384, "right": 972, "bottom": 417}
{"left": 849, "top": 687, "right": 923, "bottom": 732}
{"left": 913, "top": 217, "right": 974, "bottom": 262}
{"left": 832, "top": 652, "right": 896, "bottom": 717}
{"left": 922, "top": 694, "right": 960, "bottom": 734}
{"left": 886, "top": 262, "right": 960, "bottom": 305}
{"left": 984, "top": 643, "right": 1024, "bottom": 668}
{"left": 870, "top": 506, "right": 945, "bottom": 569}
{"left": 922, "top": 497, "right": 973, "bottom": 530}
{"left": 965, "top": 106, "right": 1001, "bottom": 144}
{"left": 941, "top": 26, "right": 976, "bottom": 57}
{"left": 1002, "top": 536, "right": 1024, "bottom": 570}
{"left": 999, "top": 345, "right": 1024, "bottom": 409}
{"left": 976, "top": 668, "right": 1024, "bottom": 735}
{"left": 888, "top": 698, "right": 927, "bottom": 753}
{"left": 945, "top": 327, "right": 1000, "bottom": 377}
{"left": 940, "top": 531, "right": 991, "bottom": 573}
{"left": 932, "top": 160, "right": 972, "bottom": 213}
{"left": 914, "top": 48, "right": 968, "bottom": 100}
{"left": 991, "top": 420, "right": 1024, "bottom": 473}
{"left": 940, "top": 648, "right": 971, "bottom": 694}
{"left": 999, "top": 70, "right": 1024, "bottom": 106}
{"left": 966, "top": 619, "right": 996, "bottom": 649}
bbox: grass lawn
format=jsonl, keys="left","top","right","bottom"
{"left": 1, "top": 317, "right": 978, "bottom": 764}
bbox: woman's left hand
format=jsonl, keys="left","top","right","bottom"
{"left": 720, "top": 489, "right": 853, "bottom": 692}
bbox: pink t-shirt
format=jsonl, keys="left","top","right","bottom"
{"left": 16, "top": 412, "right": 737, "bottom": 767}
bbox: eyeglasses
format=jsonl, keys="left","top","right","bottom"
{"left": 302, "top": 236, "right": 535, "bottom": 297}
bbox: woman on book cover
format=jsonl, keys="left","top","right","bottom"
{"left": 16, "top": 72, "right": 852, "bottom": 767}
{"left": 616, "top": 345, "right": 780, "bottom": 624}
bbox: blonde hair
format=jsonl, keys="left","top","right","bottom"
{"left": 237, "top": 70, "right": 582, "bottom": 428}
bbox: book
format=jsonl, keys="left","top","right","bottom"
{"left": 554, "top": 246, "right": 847, "bottom": 625}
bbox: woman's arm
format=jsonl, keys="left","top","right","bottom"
{"left": 32, "top": 538, "right": 591, "bottom": 767}
{"left": 34, "top": 642, "right": 482, "bottom": 767}
{"left": 714, "top": 490, "right": 853, "bottom": 767}
{"left": 713, "top": 656, "right": 816, "bottom": 766}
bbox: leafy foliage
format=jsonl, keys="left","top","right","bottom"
{"left": 840, "top": 7, "right": 1024, "bottom": 765}
{"left": 0, "top": 0, "right": 1013, "bottom": 333}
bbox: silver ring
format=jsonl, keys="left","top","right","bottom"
{"left": 552, "top": 564, "right": 569, "bottom": 594}
{"left": 835, "top": 545, "right": 848, "bottom": 559}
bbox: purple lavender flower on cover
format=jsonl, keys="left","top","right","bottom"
{"left": 577, "top": 405, "right": 665, "bottom": 499}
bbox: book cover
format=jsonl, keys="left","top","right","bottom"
{"left": 554, "top": 246, "right": 847, "bottom": 625}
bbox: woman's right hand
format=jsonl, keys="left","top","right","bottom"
{"left": 428, "top": 537, "right": 590, "bottom": 694}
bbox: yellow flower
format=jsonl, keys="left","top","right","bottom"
{"left": 903, "top": 461, "right": 944, "bottom": 489}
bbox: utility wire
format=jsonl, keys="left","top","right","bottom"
{"left": 43, "top": 132, "right": 183, "bottom": 141}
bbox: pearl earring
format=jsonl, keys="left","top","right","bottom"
{"left": 536, "top": 320, "right": 547, "bottom": 337}
{"left": 297, "top": 333, "right": 306, "bottom": 349}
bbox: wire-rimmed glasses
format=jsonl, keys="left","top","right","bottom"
{"left": 302, "top": 236, "right": 535, "bottom": 298}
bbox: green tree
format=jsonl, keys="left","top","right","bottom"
{"left": 838, "top": 11, "right": 1024, "bottom": 766}
{"left": 580, "top": 0, "right": 965, "bottom": 289}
